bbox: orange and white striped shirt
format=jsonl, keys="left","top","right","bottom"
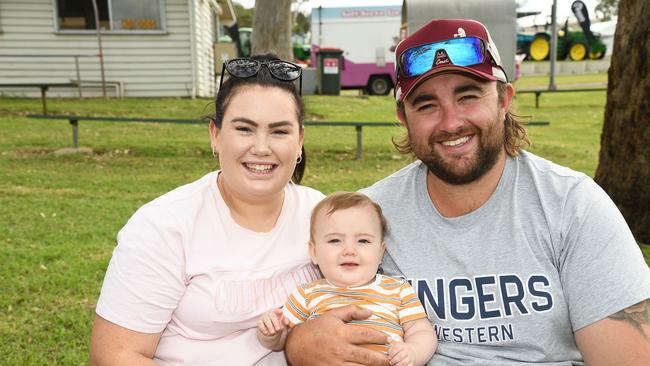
{"left": 282, "top": 274, "right": 428, "bottom": 353}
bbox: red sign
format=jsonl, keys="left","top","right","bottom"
{"left": 323, "top": 58, "right": 339, "bottom": 74}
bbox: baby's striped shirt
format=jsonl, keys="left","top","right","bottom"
{"left": 283, "top": 274, "right": 428, "bottom": 353}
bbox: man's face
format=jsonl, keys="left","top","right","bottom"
{"left": 398, "top": 73, "right": 513, "bottom": 185}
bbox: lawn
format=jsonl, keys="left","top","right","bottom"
{"left": 1, "top": 71, "right": 648, "bottom": 364}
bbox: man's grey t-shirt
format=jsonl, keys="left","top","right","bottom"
{"left": 361, "top": 151, "right": 650, "bottom": 365}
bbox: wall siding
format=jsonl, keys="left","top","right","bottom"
{"left": 0, "top": 0, "right": 196, "bottom": 98}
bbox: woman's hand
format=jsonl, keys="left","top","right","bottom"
{"left": 285, "top": 305, "right": 391, "bottom": 366}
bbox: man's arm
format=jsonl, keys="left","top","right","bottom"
{"left": 284, "top": 305, "right": 391, "bottom": 366}
{"left": 575, "top": 299, "right": 650, "bottom": 365}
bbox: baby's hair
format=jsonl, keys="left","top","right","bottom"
{"left": 309, "top": 191, "right": 388, "bottom": 243}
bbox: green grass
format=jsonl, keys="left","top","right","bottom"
{"left": 0, "top": 71, "right": 646, "bottom": 364}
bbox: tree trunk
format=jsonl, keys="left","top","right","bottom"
{"left": 594, "top": 0, "right": 650, "bottom": 243}
{"left": 251, "top": 0, "right": 293, "bottom": 61}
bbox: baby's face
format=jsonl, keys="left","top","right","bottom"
{"left": 309, "top": 204, "right": 385, "bottom": 287}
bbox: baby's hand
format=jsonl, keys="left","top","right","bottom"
{"left": 388, "top": 340, "right": 415, "bottom": 366}
{"left": 257, "top": 308, "right": 289, "bottom": 337}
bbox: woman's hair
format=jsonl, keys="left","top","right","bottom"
{"left": 393, "top": 80, "right": 530, "bottom": 157}
{"left": 309, "top": 192, "right": 389, "bottom": 243}
{"left": 213, "top": 53, "right": 306, "bottom": 183}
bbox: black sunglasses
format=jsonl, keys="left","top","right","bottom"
{"left": 219, "top": 58, "right": 303, "bottom": 95}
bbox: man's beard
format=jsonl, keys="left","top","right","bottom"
{"left": 415, "top": 118, "right": 504, "bottom": 185}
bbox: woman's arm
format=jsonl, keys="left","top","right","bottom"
{"left": 89, "top": 315, "right": 163, "bottom": 366}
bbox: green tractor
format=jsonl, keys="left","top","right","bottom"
{"left": 520, "top": 1, "right": 607, "bottom": 61}
{"left": 525, "top": 20, "right": 607, "bottom": 61}
{"left": 231, "top": 27, "right": 311, "bottom": 63}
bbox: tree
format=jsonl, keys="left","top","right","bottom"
{"left": 594, "top": 0, "right": 650, "bottom": 243}
{"left": 595, "top": 0, "right": 619, "bottom": 21}
{"left": 233, "top": 3, "right": 253, "bottom": 28}
{"left": 292, "top": 0, "right": 310, "bottom": 34}
{"left": 293, "top": 11, "right": 310, "bottom": 34}
{"left": 251, "top": 0, "right": 293, "bottom": 60}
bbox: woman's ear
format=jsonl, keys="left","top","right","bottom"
{"left": 298, "top": 126, "right": 305, "bottom": 157}
{"left": 209, "top": 120, "right": 220, "bottom": 155}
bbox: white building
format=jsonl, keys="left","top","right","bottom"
{"left": 0, "top": 0, "right": 236, "bottom": 98}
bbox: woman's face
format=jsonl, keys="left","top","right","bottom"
{"left": 210, "top": 85, "right": 303, "bottom": 200}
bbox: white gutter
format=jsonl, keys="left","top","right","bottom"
{"left": 188, "top": 0, "right": 198, "bottom": 98}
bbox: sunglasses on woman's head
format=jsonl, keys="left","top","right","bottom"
{"left": 219, "top": 58, "right": 303, "bottom": 95}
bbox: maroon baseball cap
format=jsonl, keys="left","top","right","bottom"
{"left": 395, "top": 19, "right": 508, "bottom": 102}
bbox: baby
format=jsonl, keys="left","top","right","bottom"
{"left": 257, "top": 192, "right": 437, "bottom": 366}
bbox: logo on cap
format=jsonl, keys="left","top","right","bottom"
{"left": 434, "top": 49, "right": 451, "bottom": 66}
{"left": 454, "top": 28, "right": 466, "bottom": 38}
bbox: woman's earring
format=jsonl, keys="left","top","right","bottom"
{"left": 212, "top": 147, "right": 218, "bottom": 158}
{"left": 296, "top": 154, "right": 302, "bottom": 164}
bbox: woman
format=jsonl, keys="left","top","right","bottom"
{"left": 89, "top": 54, "right": 324, "bottom": 365}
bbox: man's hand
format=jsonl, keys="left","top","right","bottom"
{"left": 285, "top": 305, "right": 391, "bottom": 366}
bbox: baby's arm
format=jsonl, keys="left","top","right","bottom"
{"left": 257, "top": 308, "right": 290, "bottom": 351}
{"left": 388, "top": 318, "right": 437, "bottom": 366}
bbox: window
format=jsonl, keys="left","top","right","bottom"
{"left": 56, "top": 0, "right": 165, "bottom": 32}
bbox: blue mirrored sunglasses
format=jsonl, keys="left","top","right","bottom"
{"left": 400, "top": 36, "right": 486, "bottom": 78}
{"left": 220, "top": 58, "right": 302, "bottom": 94}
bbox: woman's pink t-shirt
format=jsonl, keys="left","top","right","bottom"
{"left": 96, "top": 171, "right": 324, "bottom": 365}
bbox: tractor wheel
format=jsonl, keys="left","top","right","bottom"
{"left": 569, "top": 42, "right": 588, "bottom": 61}
{"left": 589, "top": 50, "right": 605, "bottom": 60}
{"left": 367, "top": 76, "right": 392, "bottom": 95}
{"left": 589, "top": 51, "right": 603, "bottom": 60}
{"left": 529, "top": 34, "right": 550, "bottom": 61}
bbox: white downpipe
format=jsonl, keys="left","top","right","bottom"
{"left": 188, "top": 0, "right": 198, "bottom": 98}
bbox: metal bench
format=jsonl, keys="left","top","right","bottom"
{"left": 0, "top": 83, "right": 78, "bottom": 114}
{"left": 26, "top": 114, "right": 550, "bottom": 160}
{"left": 26, "top": 114, "right": 400, "bottom": 160}
{"left": 517, "top": 87, "right": 607, "bottom": 108}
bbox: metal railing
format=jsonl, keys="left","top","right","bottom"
{"left": 0, "top": 54, "right": 103, "bottom": 98}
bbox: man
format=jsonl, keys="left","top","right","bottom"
{"left": 286, "top": 19, "right": 650, "bottom": 365}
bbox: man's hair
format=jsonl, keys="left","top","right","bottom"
{"left": 309, "top": 192, "right": 388, "bottom": 243}
{"left": 393, "top": 80, "right": 530, "bottom": 157}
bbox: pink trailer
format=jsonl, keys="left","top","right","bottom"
{"left": 311, "top": 5, "right": 401, "bottom": 95}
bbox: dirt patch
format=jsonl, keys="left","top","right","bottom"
{"left": 52, "top": 147, "right": 94, "bottom": 156}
